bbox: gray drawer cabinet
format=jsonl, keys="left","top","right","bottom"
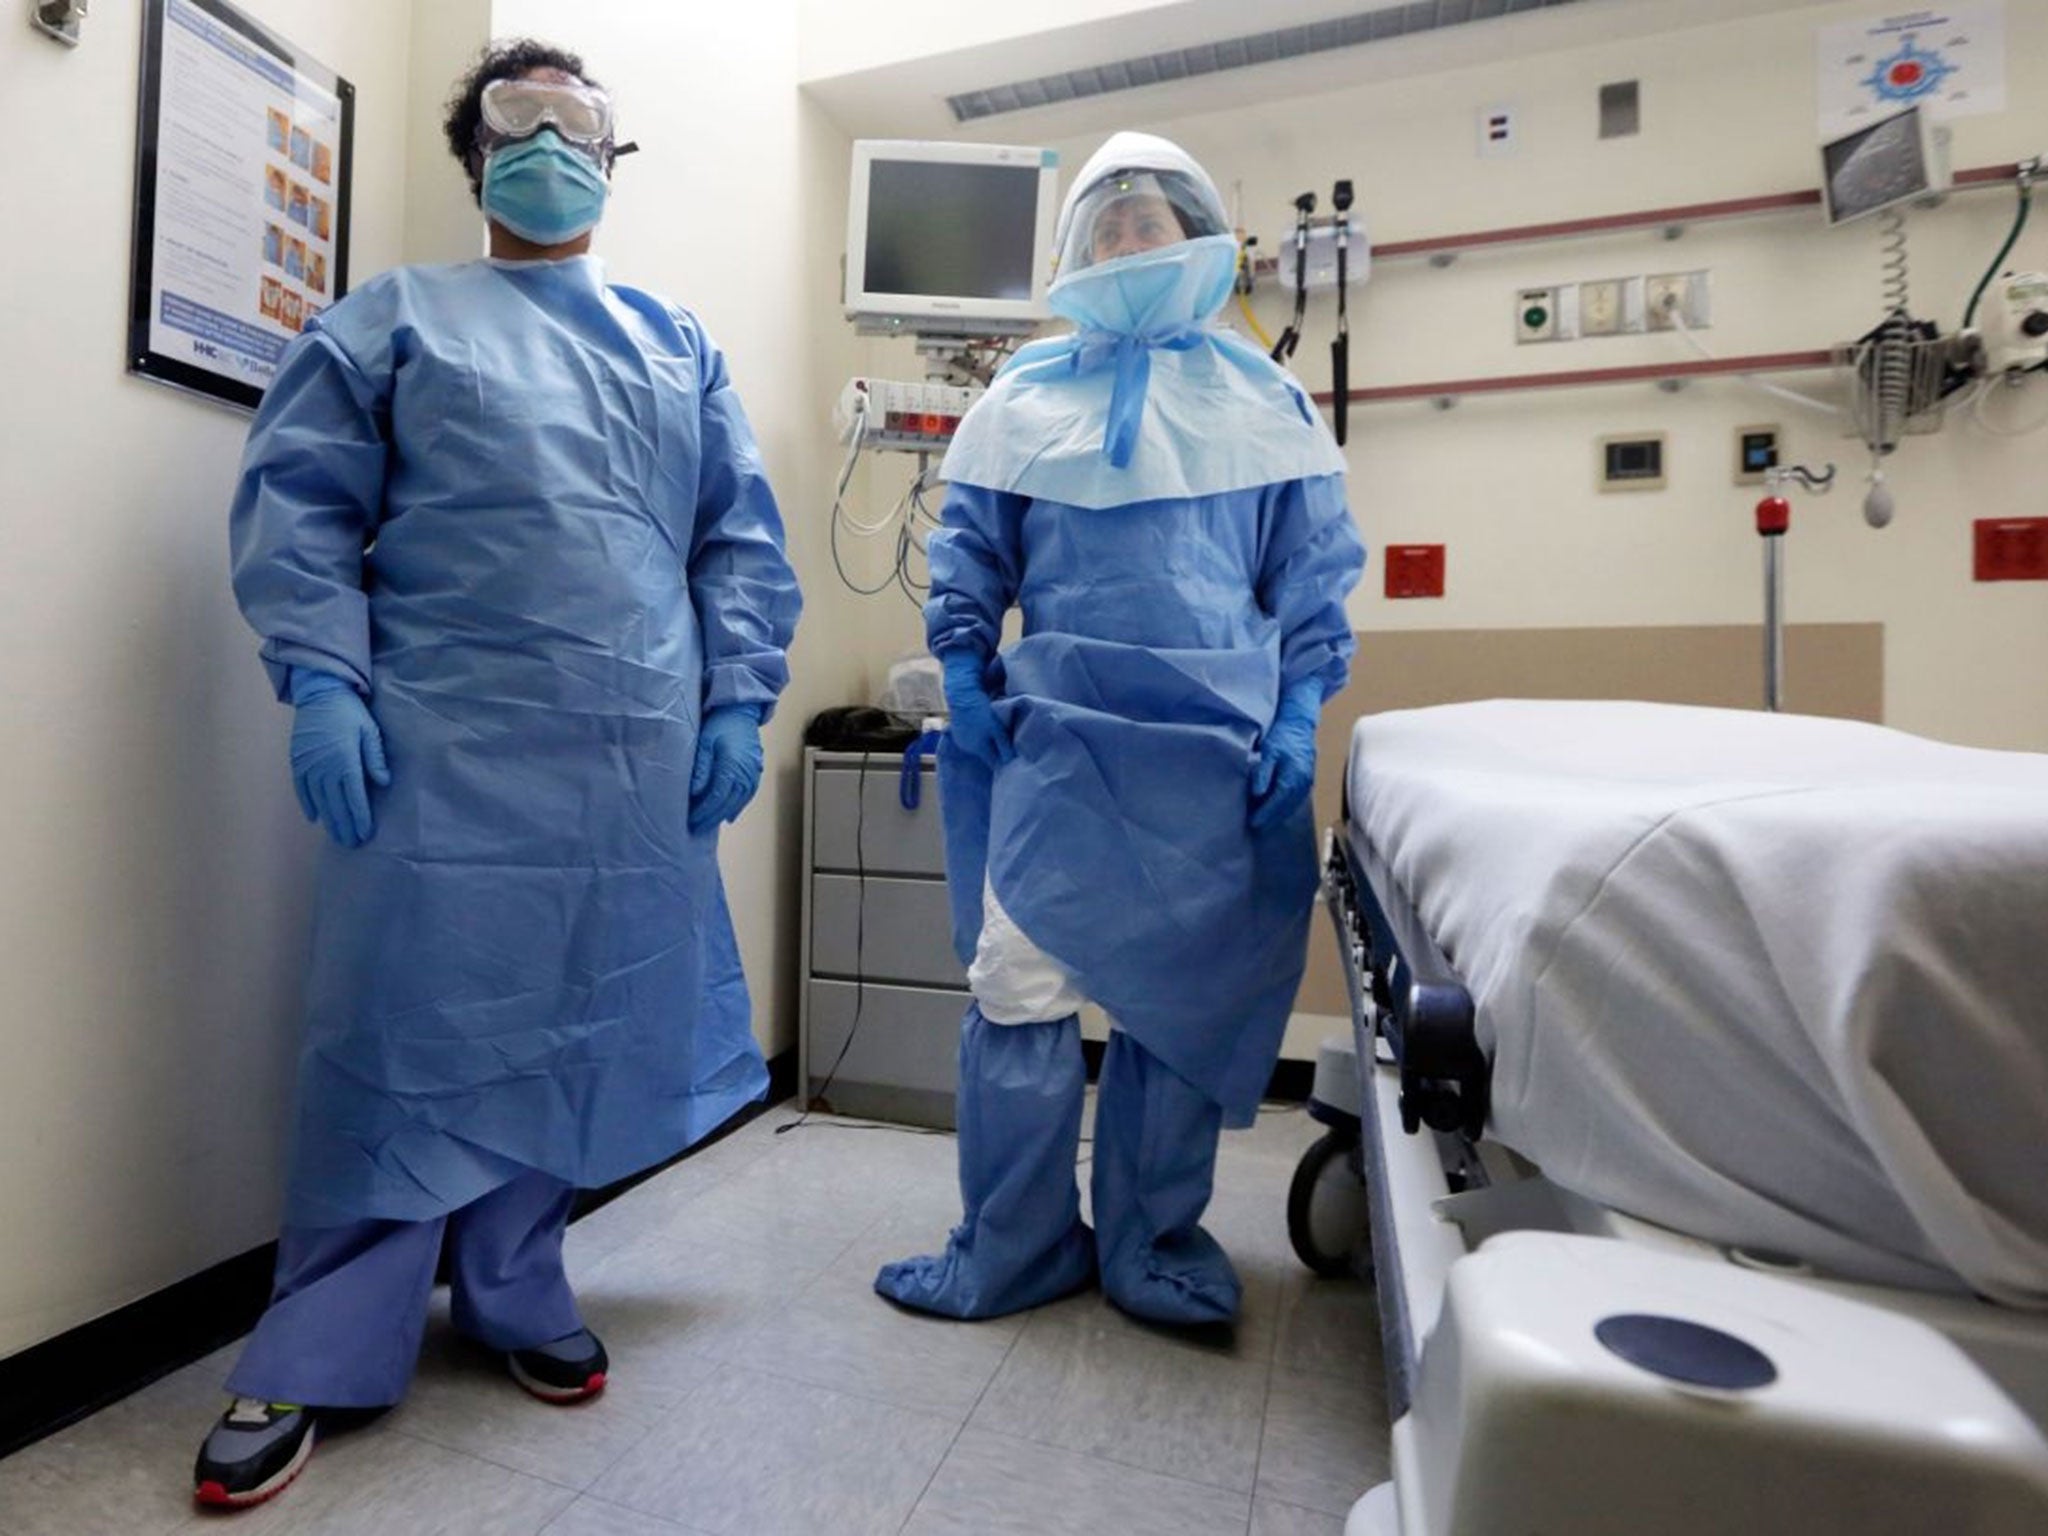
{"left": 799, "top": 749, "right": 967, "bottom": 1128}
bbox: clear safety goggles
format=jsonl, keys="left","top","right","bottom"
{"left": 478, "top": 78, "right": 615, "bottom": 151}
{"left": 1055, "top": 169, "right": 1229, "bottom": 277}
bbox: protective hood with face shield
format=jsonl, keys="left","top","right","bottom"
{"left": 942, "top": 132, "right": 1344, "bottom": 508}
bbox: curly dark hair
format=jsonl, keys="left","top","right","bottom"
{"left": 442, "top": 39, "right": 601, "bottom": 204}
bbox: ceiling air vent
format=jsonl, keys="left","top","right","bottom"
{"left": 947, "top": 0, "right": 1584, "bottom": 121}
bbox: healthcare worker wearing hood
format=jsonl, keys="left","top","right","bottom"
{"left": 194, "top": 40, "right": 801, "bottom": 1509}
{"left": 875, "top": 134, "right": 1364, "bottom": 1326}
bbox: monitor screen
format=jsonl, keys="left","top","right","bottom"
{"left": 1822, "top": 111, "right": 1931, "bottom": 225}
{"left": 861, "top": 160, "right": 1041, "bottom": 303}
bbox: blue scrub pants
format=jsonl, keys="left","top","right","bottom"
{"left": 225, "top": 1170, "right": 583, "bottom": 1408}
{"left": 875, "top": 1007, "right": 1240, "bottom": 1325}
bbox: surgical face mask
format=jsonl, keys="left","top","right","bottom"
{"left": 481, "top": 131, "right": 609, "bottom": 246}
{"left": 1048, "top": 233, "right": 1240, "bottom": 339}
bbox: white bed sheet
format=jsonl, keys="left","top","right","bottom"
{"left": 1348, "top": 700, "right": 2048, "bottom": 1306}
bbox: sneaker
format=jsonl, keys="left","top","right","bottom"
{"left": 507, "top": 1328, "right": 608, "bottom": 1404}
{"left": 193, "top": 1398, "right": 316, "bottom": 1508}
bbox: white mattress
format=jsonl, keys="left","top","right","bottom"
{"left": 1347, "top": 700, "right": 2048, "bottom": 1307}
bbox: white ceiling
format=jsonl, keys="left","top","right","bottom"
{"left": 800, "top": 0, "right": 1844, "bottom": 144}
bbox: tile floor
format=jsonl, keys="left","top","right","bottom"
{"left": 0, "top": 1099, "right": 1388, "bottom": 1536}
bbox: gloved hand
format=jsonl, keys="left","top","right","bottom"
{"left": 1249, "top": 681, "right": 1322, "bottom": 831}
{"left": 690, "top": 704, "right": 765, "bottom": 834}
{"left": 941, "top": 649, "right": 1016, "bottom": 769}
{"left": 289, "top": 669, "right": 391, "bottom": 849}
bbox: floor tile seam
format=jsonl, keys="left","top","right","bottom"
{"left": 387, "top": 1367, "right": 720, "bottom": 1495}
{"left": 612, "top": 1183, "right": 726, "bottom": 1235}
{"left": 970, "top": 1425, "right": 1264, "bottom": 1508}
{"left": 555, "top": 1492, "right": 724, "bottom": 1536}
{"left": 894, "top": 1423, "right": 1263, "bottom": 1536}
{"left": 957, "top": 1417, "right": 1261, "bottom": 1500}
{"left": 598, "top": 1144, "right": 777, "bottom": 1228}
{"left": 791, "top": 1202, "right": 899, "bottom": 1300}
{"left": 1242, "top": 1340, "right": 1287, "bottom": 1536}
{"left": 375, "top": 1421, "right": 612, "bottom": 1497}
{"left": 1264, "top": 1370, "right": 1386, "bottom": 1425}
{"left": 610, "top": 1330, "right": 751, "bottom": 1384}
{"left": 679, "top": 1288, "right": 1019, "bottom": 1382}
{"left": 692, "top": 1355, "right": 972, "bottom": 1433}
{"left": 1020, "top": 1308, "right": 1283, "bottom": 1375}
{"left": 891, "top": 1301, "right": 1037, "bottom": 1535}
{"left": 581, "top": 1234, "right": 836, "bottom": 1294}
{"left": 685, "top": 1333, "right": 1008, "bottom": 1425}
{"left": 1259, "top": 1497, "right": 1349, "bottom": 1525}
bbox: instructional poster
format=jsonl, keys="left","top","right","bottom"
{"left": 1817, "top": 5, "right": 2007, "bottom": 137}
{"left": 129, "top": 0, "right": 353, "bottom": 410}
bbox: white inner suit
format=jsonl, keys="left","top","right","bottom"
{"left": 970, "top": 881, "right": 1092, "bottom": 1024}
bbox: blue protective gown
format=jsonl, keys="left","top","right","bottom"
{"left": 230, "top": 256, "right": 801, "bottom": 1228}
{"left": 927, "top": 475, "right": 1363, "bottom": 1126}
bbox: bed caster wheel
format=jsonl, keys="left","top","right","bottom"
{"left": 1288, "top": 1127, "right": 1369, "bottom": 1279}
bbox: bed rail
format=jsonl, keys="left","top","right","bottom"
{"left": 1322, "top": 830, "right": 1489, "bottom": 1140}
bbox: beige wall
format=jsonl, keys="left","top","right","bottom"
{"left": 1039, "top": 0, "right": 2048, "bottom": 750}
{"left": 0, "top": 0, "right": 416, "bottom": 1359}
{"left": 402, "top": 0, "right": 492, "bottom": 265}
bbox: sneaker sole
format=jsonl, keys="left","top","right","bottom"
{"left": 508, "top": 1356, "right": 607, "bottom": 1405}
{"left": 194, "top": 1423, "right": 316, "bottom": 1509}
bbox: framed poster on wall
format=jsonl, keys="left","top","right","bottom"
{"left": 128, "top": 0, "right": 354, "bottom": 410}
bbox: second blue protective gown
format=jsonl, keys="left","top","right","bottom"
{"left": 926, "top": 471, "right": 1362, "bottom": 1126}
{"left": 230, "top": 256, "right": 801, "bottom": 1227}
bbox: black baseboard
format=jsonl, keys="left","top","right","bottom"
{"left": 0, "top": 1047, "right": 801, "bottom": 1462}
{"left": 1265, "top": 1055, "right": 1316, "bottom": 1104}
{"left": 0, "top": 1239, "right": 279, "bottom": 1462}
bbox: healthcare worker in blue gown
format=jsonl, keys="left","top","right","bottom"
{"left": 875, "top": 133, "right": 1364, "bottom": 1326}
{"left": 193, "top": 41, "right": 801, "bottom": 1509}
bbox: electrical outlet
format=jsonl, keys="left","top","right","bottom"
{"left": 1646, "top": 270, "right": 1711, "bottom": 331}
{"left": 1579, "top": 279, "right": 1625, "bottom": 337}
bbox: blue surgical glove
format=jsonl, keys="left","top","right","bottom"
{"left": 690, "top": 704, "right": 765, "bottom": 834}
{"left": 1249, "top": 680, "right": 1322, "bottom": 831}
{"left": 288, "top": 668, "right": 391, "bottom": 849}
{"left": 942, "top": 649, "right": 1015, "bottom": 770}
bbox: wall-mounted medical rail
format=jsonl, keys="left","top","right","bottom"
{"left": 1255, "top": 161, "right": 2032, "bottom": 278}
{"left": 1310, "top": 350, "right": 1843, "bottom": 409}
{"left": 1294, "top": 157, "right": 2041, "bottom": 407}
{"left": 1309, "top": 349, "right": 1834, "bottom": 408}
{"left": 1369, "top": 161, "right": 2030, "bottom": 264}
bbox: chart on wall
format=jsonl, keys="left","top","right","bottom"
{"left": 128, "top": 0, "right": 354, "bottom": 410}
{"left": 1817, "top": 5, "right": 2007, "bottom": 137}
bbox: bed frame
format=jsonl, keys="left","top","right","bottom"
{"left": 1313, "top": 810, "right": 2048, "bottom": 1536}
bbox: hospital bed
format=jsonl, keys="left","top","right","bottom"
{"left": 1292, "top": 700, "right": 2048, "bottom": 1536}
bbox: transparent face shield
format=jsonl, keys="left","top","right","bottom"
{"left": 477, "top": 78, "right": 616, "bottom": 163}
{"left": 1054, "top": 169, "right": 1229, "bottom": 278}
